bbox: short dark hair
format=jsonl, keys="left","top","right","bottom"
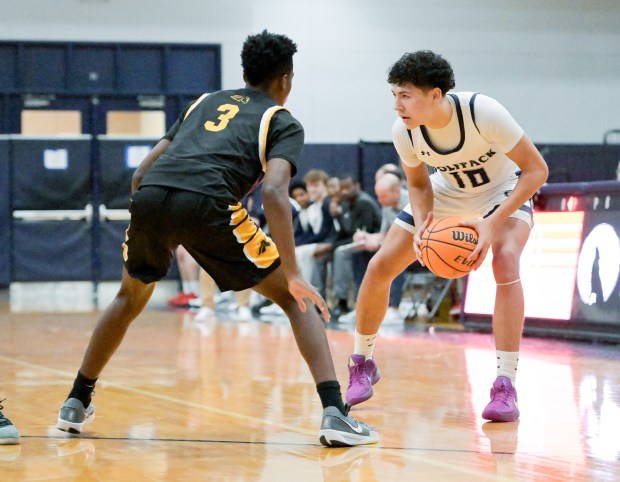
{"left": 289, "top": 180, "right": 306, "bottom": 196}
{"left": 242, "top": 30, "right": 298, "bottom": 86}
{"left": 340, "top": 172, "right": 359, "bottom": 184}
{"left": 387, "top": 50, "right": 455, "bottom": 94}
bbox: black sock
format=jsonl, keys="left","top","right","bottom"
{"left": 338, "top": 299, "right": 348, "bottom": 311}
{"left": 67, "top": 371, "right": 98, "bottom": 408}
{"left": 317, "top": 380, "right": 347, "bottom": 416}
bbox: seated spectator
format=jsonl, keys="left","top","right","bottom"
{"left": 343, "top": 172, "right": 409, "bottom": 324}
{"left": 290, "top": 170, "right": 337, "bottom": 297}
{"left": 374, "top": 163, "right": 404, "bottom": 183}
{"left": 326, "top": 173, "right": 382, "bottom": 319}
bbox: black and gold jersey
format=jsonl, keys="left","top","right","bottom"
{"left": 141, "top": 88, "right": 304, "bottom": 202}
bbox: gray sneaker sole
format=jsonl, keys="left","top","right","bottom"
{"left": 57, "top": 407, "right": 95, "bottom": 434}
{"left": 319, "top": 428, "right": 379, "bottom": 447}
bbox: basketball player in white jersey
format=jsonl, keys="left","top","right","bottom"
{"left": 346, "top": 50, "right": 548, "bottom": 422}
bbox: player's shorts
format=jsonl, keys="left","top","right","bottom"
{"left": 394, "top": 178, "right": 533, "bottom": 234}
{"left": 123, "top": 186, "right": 280, "bottom": 291}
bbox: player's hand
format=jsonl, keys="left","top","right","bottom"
{"left": 459, "top": 217, "right": 495, "bottom": 270}
{"left": 287, "top": 275, "right": 331, "bottom": 322}
{"left": 413, "top": 212, "right": 434, "bottom": 264}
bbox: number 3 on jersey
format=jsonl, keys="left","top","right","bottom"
{"left": 204, "top": 104, "right": 240, "bottom": 132}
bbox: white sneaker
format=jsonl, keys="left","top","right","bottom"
{"left": 259, "top": 303, "right": 286, "bottom": 317}
{"left": 236, "top": 306, "right": 253, "bottom": 321}
{"left": 194, "top": 306, "right": 216, "bottom": 322}
{"left": 382, "top": 307, "right": 404, "bottom": 325}
{"left": 338, "top": 309, "right": 357, "bottom": 324}
{"left": 188, "top": 297, "right": 202, "bottom": 308}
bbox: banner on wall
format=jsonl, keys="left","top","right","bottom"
{"left": 571, "top": 211, "right": 620, "bottom": 324}
{"left": 464, "top": 211, "right": 585, "bottom": 321}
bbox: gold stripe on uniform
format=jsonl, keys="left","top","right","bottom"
{"left": 183, "top": 93, "right": 210, "bottom": 121}
{"left": 122, "top": 225, "right": 130, "bottom": 262}
{"left": 258, "top": 106, "right": 288, "bottom": 172}
{"left": 228, "top": 204, "right": 278, "bottom": 269}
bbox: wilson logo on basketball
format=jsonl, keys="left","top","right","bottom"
{"left": 452, "top": 230, "right": 478, "bottom": 245}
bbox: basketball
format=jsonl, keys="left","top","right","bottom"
{"left": 419, "top": 216, "right": 479, "bottom": 279}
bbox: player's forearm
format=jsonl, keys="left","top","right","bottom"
{"left": 262, "top": 187, "right": 301, "bottom": 279}
{"left": 488, "top": 166, "right": 548, "bottom": 224}
{"left": 408, "top": 184, "right": 434, "bottom": 229}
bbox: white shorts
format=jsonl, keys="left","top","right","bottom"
{"left": 394, "top": 178, "right": 534, "bottom": 234}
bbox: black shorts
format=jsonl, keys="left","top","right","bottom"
{"left": 123, "top": 186, "right": 280, "bottom": 291}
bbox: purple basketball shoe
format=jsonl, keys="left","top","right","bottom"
{"left": 346, "top": 354, "right": 381, "bottom": 406}
{"left": 482, "top": 376, "right": 520, "bottom": 422}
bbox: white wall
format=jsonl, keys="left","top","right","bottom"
{"left": 1, "top": 0, "right": 619, "bottom": 143}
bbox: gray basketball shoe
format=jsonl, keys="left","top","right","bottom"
{"left": 0, "top": 400, "right": 20, "bottom": 445}
{"left": 319, "top": 406, "right": 379, "bottom": 447}
{"left": 57, "top": 398, "right": 95, "bottom": 434}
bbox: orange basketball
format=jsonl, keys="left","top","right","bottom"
{"left": 419, "top": 216, "right": 478, "bottom": 279}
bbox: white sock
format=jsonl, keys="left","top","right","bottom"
{"left": 496, "top": 350, "right": 519, "bottom": 383}
{"left": 354, "top": 330, "right": 377, "bottom": 360}
{"left": 183, "top": 280, "right": 199, "bottom": 294}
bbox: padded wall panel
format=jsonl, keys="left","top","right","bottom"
{"left": 12, "top": 220, "right": 92, "bottom": 281}
{"left": 166, "top": 46, "right": 220, "bottom": 94}
{"left": 98, "top": 138, "right": 157, "bottom": 209}
{"left": 359, "top": 142, "right": 400, "bottom": 193}
{"left": 0, "top": 139, "right": 10, "bottom": 285}
{"left": 296, "top": 144, "right": 359, "bottom": 184}
{"left": 537, "top": 144, "right": 620, "bottom": 183}
{"left": 0, "top": 46, "right": 17, "bottom": 91}
{"left": 21, "top": 45, "right": 66, "bottom": 92}
{"left": 68, "top": 46, "right": 115, "bottom": 93}
{"left": 11, "top": 137, "right": 92, "bottom": 210}
{"left": 117, "top": 47, "right": 163, "bottom": 94}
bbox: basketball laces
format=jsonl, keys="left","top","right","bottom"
{"left": 0, "top": 398, "right": 12, "bottom": 427}
{"left": 490, "top": 386, "right": 514, "bottom": 406}
{"left": 348, "top": 364, "right": 371, "bottom": 388}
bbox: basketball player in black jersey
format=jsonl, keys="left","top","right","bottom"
{"left": 56, "top": 30, "right": 377, "bottom": 447}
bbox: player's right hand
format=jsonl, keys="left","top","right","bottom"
{"left": 287, "top": 275, "right": 331, "bottom": 322}
{"left": 413, "top": 212, "right": 433, "bottom": 264}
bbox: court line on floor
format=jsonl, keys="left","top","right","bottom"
{"left": 1, "top": 354, "right": 511, "bottom": 480}
{"left": 23, "top": 433, "right": 514, "bottom": 455}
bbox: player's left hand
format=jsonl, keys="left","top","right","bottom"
{"left": 287, "top": 275, "right": 331, "bottom": 322}
{"left": 459, "top": 217, "right": 496, "bottom": 270}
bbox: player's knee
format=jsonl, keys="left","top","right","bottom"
{"left": 366, "top": 254, "right": 397, "bottom": 282}
{"left": 491, "top": 247, "right": 520, "bottom": 279}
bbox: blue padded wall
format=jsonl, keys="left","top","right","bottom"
{"left": 0, "top": 138, "right": 10, "bottom": 285}
{"left": 296, "top": 143, "right": 359, "bottom": 183}
{"left": 11, "top": 137, "right": 92, "bottom": 210}
{"left": 12, "top": 220, "right": 92, "bottom": 281}
{"left": 98, "top": 137, "right": 157, "bottom": 209}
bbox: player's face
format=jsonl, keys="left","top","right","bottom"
{"left": 392, "top": 83, "right": 435, "bottom": 128}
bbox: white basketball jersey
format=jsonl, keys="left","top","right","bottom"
{"left": 392, "top": 92, "right": 524, "bottom": 196}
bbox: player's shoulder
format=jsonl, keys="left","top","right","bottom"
{"left": 460, "top": 91, "right": 506, "bottom": 112}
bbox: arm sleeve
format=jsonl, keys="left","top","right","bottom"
{"left": 392, "top": 118, "right": 422, "bottom": 168}
{"left": 474, "top": 94, "right": 524, "bottom": 153}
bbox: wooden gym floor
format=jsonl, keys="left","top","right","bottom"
{"left": 0, "top": 283, "right": 619, "bottom": 481}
